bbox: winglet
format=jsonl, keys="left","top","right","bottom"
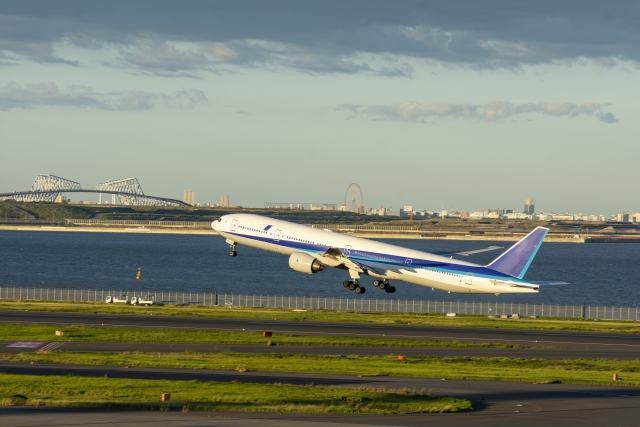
{"left": 486, "top": 227, "right": 548, "bottom": 279}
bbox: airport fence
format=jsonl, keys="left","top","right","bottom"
{"left": 1, "top": 286, "right": 640, "bottom": 321}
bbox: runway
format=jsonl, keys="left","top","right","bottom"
{"left": 2, "top": 361, "right": 640, "bottom": 426}
{"left": 2, "top": 310, "right": 640, "bottom": 358}
{"left": 3, "top": 339, "right": 640, "bottom": 359}
{"left": 2, "top": 310, "right": 640, "bottom": 425}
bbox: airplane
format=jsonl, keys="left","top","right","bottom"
{"left": 211, "top": 213, "right": 566, "bottom": 295}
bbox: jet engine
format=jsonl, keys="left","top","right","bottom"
{"left": 289, "top": 252, "right": 326, "bottom": 274}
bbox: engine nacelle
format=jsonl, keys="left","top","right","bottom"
{"left": 289, "top": 252, "right": 326, "bottom": 274}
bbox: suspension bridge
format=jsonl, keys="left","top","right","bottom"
{"left": 0, "top": 175, "right": 190, "bottom": 206}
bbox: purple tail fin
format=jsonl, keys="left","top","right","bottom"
{"left": 487, "top": 227, "right": 549, "bottom": 279}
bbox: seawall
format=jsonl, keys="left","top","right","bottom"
{"left": 2, "top": 224, "right": 626, "bottom": 243}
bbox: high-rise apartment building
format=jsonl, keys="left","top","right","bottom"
{"left": 617, "top": 212, "right": 629, "bottom": 222}
{"left": 522, "top": 199, "right": 535, "bottom": 215}
{"left": 184, "top": 190, "right": 194, "bottom": 205}
{"left": 220, "top": 195, "right": 230, "bottom": 207}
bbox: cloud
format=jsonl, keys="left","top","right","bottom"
{"left": 114, "top": 39, "right": 413, "bottom": 77}
{"left": 0, "top": 82, "right": 105, "bottom": 110}
{"left": 118, "top": 40, "right": 212, "bottom": 77}
{"left": 349, "top": 100, "right": 618, "bottom": 123}
{"left": 596, "top": 111, "right": 619, "bottom": 123}
{"left": 0, "top": 82, "right": 207, "bottom": 111}
{"left": 4, "top": 1, "right": 639, "bottom": 75}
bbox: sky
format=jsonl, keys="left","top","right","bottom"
{"left": 1, "top": 1, "right": 639, "bottom": 214}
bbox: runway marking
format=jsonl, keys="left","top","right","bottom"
{"left": 35, "top": 342, "right": 65, "bottom": 353}
{"left": 6, "top": 341, "right": 45, "bottom": 348}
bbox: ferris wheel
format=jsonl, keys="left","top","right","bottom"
{"left": 344, "top": 183, "right": 364, "bottom": 213}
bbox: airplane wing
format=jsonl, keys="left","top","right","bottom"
{"left": 316, "top": 247, "right": 385, "bottom": 275}
{"left": 528, "top": 281, "right": 569, "bottom": 285}
{"left": 317, "top": 247, "right": 363, "bottom": 271}
{"left": 435, "top": 246, "right": 503, "bottom": 258}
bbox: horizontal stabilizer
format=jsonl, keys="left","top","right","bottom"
{"left": 529, "top": 281, "right": 569, "bottom": 285}
{"left": 489, "top": 279, "right": 539, "bottom": 289}
{"left": 487, "top": 227, "right": 549, "bottom": 279}
{"left": 436, "top": 246, "right": 503, "bottom": 257}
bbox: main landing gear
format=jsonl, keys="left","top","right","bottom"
{"left": 343, "top": 280, "right": 366, "bottom": 294}
{"left": 373, "top": 279, "right": 396, "bottom": 293}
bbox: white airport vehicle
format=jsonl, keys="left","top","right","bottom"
{"left": 212, "top": 214, "right": 567, "bottom": 296}
{"left": 130, "top": 296, "right": 155, "bottom": 306}
{"left": 105, "top": 295, "right": 129, "bottom": 304}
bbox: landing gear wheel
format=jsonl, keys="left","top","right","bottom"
{"left": 229, "top": 250, "right": 237, "bottom": 257}
{"left": 359, "top": 287, "right": 366, "bottom": 294}
{"left": 373, "top": 280, "right": 383, "bottom": 288}
{"left": 389, "top": 286, "right": 396, "bottom": 293}
{"left": 343, "top": 281, "right": 351, "bottom": 288}
{"left": 355, "top": 286, "right": 363, "bottom": 294}
{"left": 348, "top": 282, "right": 357, "bottom": 291}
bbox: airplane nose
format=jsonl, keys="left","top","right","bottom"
{"left": 212, "top": 219, "right": 221, "bottom": 231}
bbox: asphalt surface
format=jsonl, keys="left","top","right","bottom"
{"left": 2, "top": 311, "right": 640, "bottom": 426}
{"left": 3, "top": 339, "right": 640, "bottom": 359}
{"left": 1, "top": 310, "right": 640, "bottom": 358}
{"left": 2, "top": 361, "right": 640, "bottom": 427}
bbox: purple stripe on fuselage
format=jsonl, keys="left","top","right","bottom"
{"left": 226, "top": 231, "right": 521, "bottom": 281}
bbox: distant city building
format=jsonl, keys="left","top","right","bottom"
{"left": 580, "top": 214, "right": 606, "bottom": 221}
{"left": 616, "top": 212, "right": 629, "bottom": 222}
{"left": 504, "top": 212, "right": 531, "bottom": 220}
{"left": 538, "top": 213, "right": 575, "bottom": 221}
{"left": 183, "top": 190, "right": 194, "bottom": 205}
{"left": 265, "top": 202, "right": 337, "bottom": 210}
{"left": 479, "top": 208, "right": 510, "bottom": 215}
{"left": 221, "top": 195, "right": 230, "bottom": 207}
{"left": 522, "top": 199, "right": 535, "bottom": 215}
{"left": 54, "top": 194, "right": 68, "bottom": 203}
{"left": 631, "top": 213, "right": 640, "bottom": 223}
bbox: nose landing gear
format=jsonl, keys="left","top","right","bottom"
{"left": 226, "top": 239, "right": 237, "bottom": 257}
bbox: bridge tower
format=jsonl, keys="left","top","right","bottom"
{"left": 95, "top": 178, "right": 174, "bottom": 206}
{"left": 3, "top": 174, "right": 83, "bottom": 202}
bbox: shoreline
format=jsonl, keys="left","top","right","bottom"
{"left": 1, "top": 224, "right": 630, "bottom": 243}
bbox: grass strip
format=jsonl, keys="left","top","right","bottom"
{"left": 0, "top": 324, "right": 533, "bottom": 348}
{"left": 4, "top": 351, "right": 638, "bottom": 387}
{"left": 0, "top": 373, "right": 470, "bottom": 413}
{"left": 2, "top": 300, "right": 639, "bottom": 334}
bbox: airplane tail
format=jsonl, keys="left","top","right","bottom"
{"left": 486, "top": 227, "right": 549, "bottom": 279}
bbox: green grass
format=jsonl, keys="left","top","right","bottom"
{"left": 0, "top": 324, "right": 533, "bottom": 348}
{"left": 2, "top": 300, "right": 640, "bottom": 334}
{"left": 0, "top": 373, "right": 469, "bottom": 413}
{"left": 5, "top": 351, "right": 639, "bottom": 387}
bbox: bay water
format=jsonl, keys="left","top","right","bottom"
{"left": 1, "top": 230, "right": 638, "bottom": 307}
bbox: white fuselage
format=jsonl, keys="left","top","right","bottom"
{"left": 212, "top": 214, "right": 539, "bottom": 294}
